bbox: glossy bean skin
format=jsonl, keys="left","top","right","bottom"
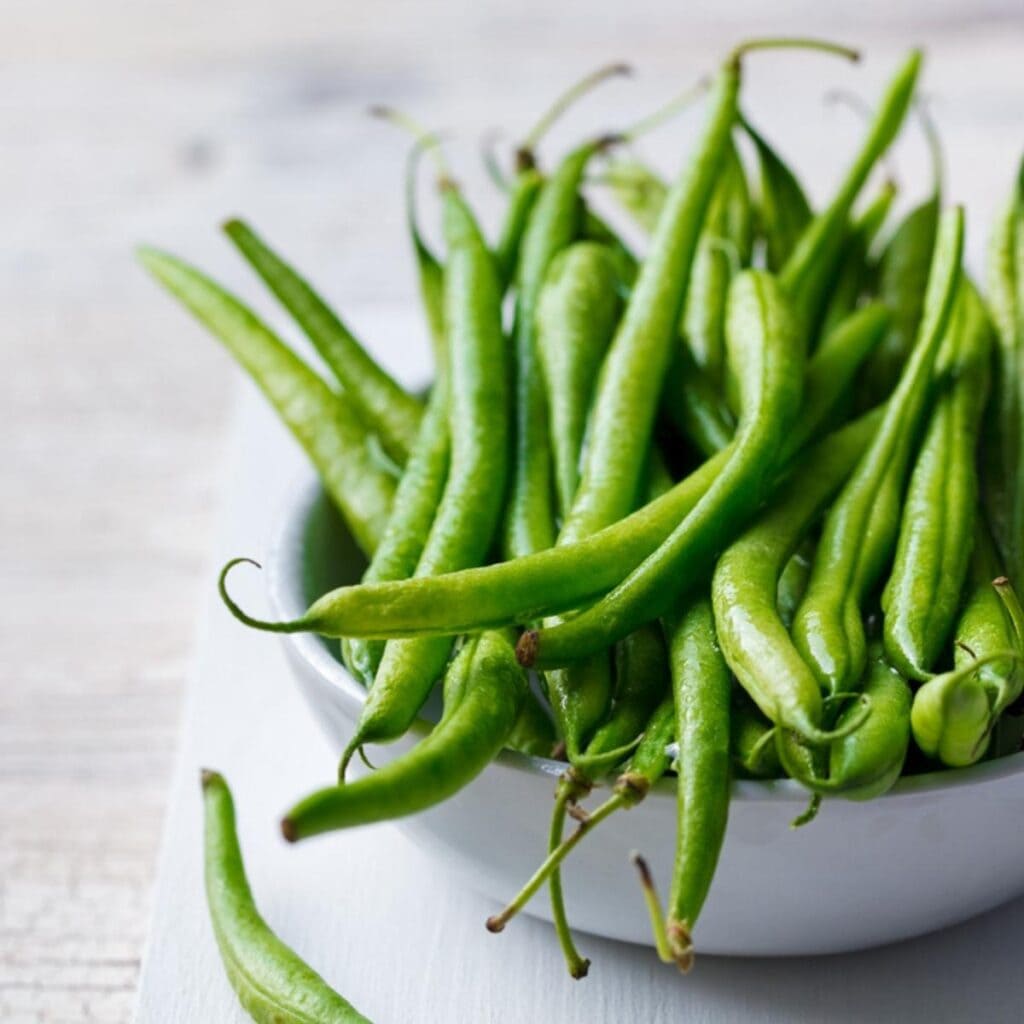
{"left": 139, "top": 247, "right": 395, "bottom": 557}
{"left": 682, "top": 139, "right": 754, "bottom": 383}
{"left": 536, "top": 242, "right": 623, "bottom": 517}
{"left": 741, "top": 117, "right": 812, "bottom": 273}
{"left": 342, "top": 187, "right": 510, "bottom": 757}
{"left": 882, "top": 280, "right": 992, "bottom": 679}
{"left": 779, "top": 649, "right": 912, "bottom": 800}
{"left": 201, "top": 771, "right": 371, "bottom": 1023}
{"left": 224, "top": 220, "right": 422, "bottom": 465}
{"left": 524, "top": 270, "right": 803, "bottom": 669}
{"left": 664, "top": 597, "right": 731, "bottom": 963}
{"left": 792, "top": 207, "right": 965, "bottom": 696}
{"left": 285, "top": 630, "right": 526, "bottom": 839}
{"left": 983, "top": 159, "right": 1024, "bottom": 584}
{"left": 911, "top": 535, "right": 1023, "bottom": 766}
{"left": 713, "top": 412, "right": 881, "bottom": 739}
{"left": 780, "top": 51, "right": 921, "bottom": 329}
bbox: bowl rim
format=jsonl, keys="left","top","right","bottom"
{"left": 265, "top": 470, "right": 1024, "bottom": 804}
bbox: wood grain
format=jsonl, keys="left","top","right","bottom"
{"left": 4, "top": 2, "right": 1022, "bottom": 1020}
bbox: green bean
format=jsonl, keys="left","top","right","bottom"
{"left": 778, "top": 648, "right": 912, "bottom": 800}
{"left": 682, "top": 139, "right": 753, "bottom": 383}
{"left": 284, "top": 630, "right": 526, "bottom": 839}
{"left": 494, "top": 168, "right": 544, "bottom": 288}
{"left": 343, "top": 142, "right": 452, "bottom": 684}
{"left": 741, "top": 116, "right": 812, "bottom": 273}
{"left": 661, "top": 345, "right": 736, "bottom": 458}
{"left": 780, "top": 50, "right": 922, "bottom": 328}
{"left": 882, "top": 279, "right": 992, "bottom": 679}
{"left": 504, "top": 688, "right": 557, "bottom": 758}
{"left": 506, "top": 137, "right": 610, "bottom": 560}
{"left": 664, "top": 595, "right": 731, "bottom": 970}
{"left": 731, "top": 689, "right": 782, "bottom": 778}
{"left": 776, "top": 538, "right": 814, "bottom": 630}
{"left": 573, "top": 623, "right": 670, "bottom": 776}
{"left": 983, "top": 157, "right": 1024, "bottom": 584}
{"left": 139, "top": 247, "right": 394, "bottom": 557}
{"left": 536, "top": 242, "right": 623, "bottom": 517}
{"left": 792, "top": 206, "right": 964, "bottom": 696}
{"left": 521, "top": 269, "right": 804, "bottom": 669}
{"left": 714, "top": 411, "right": 882, "bottom": 741}
{"left": 224, "top": 220, "right": 422, "bottom": 466}
{"left": 339, "top": 182, "right": 510, "bottom": 770}
{"left": 818, "top": 178, "right": 897, "bottom": 341}
{"left": 911, "top": 539, "right": 1023, "bottom": 766}
{"left": 201, "top": 770, "right": 371, "bottom": 1023}
{"left": 860, "top": 104, "right": 943, "bottom": 404}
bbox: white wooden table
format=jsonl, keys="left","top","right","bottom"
{"left": 4, "top": 2, "right": 1023, "bottom": 1020}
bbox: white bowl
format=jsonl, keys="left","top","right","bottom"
{"left": 266, "top": 473, "right": 1024, "bottom": 956}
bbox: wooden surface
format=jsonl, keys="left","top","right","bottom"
{"left": 3, "top": 2, "right": 1023, "bottom": 1020}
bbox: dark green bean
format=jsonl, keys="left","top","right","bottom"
{"left": 882, "top": 279, "right": 992, "bottom": 679}
{"left": 284, "top": 630, "right": 526, "bottom": 839}
{"left": 982, "top": 157, "right": 1024, "bottom": 584}
{"left": 201, "top": 770, "right": 371, "bottom": 1023}
{"left": 731, "top": 689, "right": 782, "bottom": 779}
{"left": 224, "top": 220, "right": 422, "bottom": 465}
{"left": 792, "top": 206, "right": 964, "bottom": 696}
{"left": 660, "top": 345, "right": 737, "bottom": 458}
{"left": 139, "top": 247, "right": 395, "bottom": 557}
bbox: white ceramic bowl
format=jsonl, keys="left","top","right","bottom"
{"left": 266, "top": 472, "right": 1024, "bottom": 956}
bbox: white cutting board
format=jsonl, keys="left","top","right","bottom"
{"left": 134, "top": 307, "right": 1024, "bottom": 1024}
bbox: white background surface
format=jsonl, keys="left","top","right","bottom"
{"left": 135, "top": 318, "right": 1024, "bottom": 1024}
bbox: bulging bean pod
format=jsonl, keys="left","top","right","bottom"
{"left": 778, "top": 648, "right": 911, "bottom": 801}
{"left": 714, "top": 411, "right": 883, "bottom": 741}
{"left": 792, "top": 206, "right": 965, "bottom": 696}
{"left": 983, "top": 157, "right": 1024, "bottom": 584}
{"left": 284, "top": 630, "right": 526, "bottom": 840}
{"left": 882, "top": 279, "right": 992, "bottom": 679}
{"left": 224, "top": 220, "right": 423, "bottom": 466}
{"left": 535, "top": 241, "right": 623, "bottom": 518}
{"left": 201, "top": 771, "right": 371, "bottom": 1023}
{"left": 139, "top": 247, "right": 395, "bottom": 557}
{"left": 521, "top": 269, "right": 804, "bottom": 669}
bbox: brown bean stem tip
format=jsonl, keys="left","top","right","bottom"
{"left": 280, "top": 817, "right": 298, "bottom": 844}
{"left": 200, "top": 767, "right": 220, "bottom": 789}
{"left": 515, "top": 629, "right": 540, "bottom": 667}
{"left": 485, "top": 915, "right": 506, "bottom": 933}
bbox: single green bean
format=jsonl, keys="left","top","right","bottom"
{"left": 494, "top": 168, "right": 544, "bottom": 288}
{"left": 139, "top": 247, "right": 394, "bottom": 557}
{"left": 340, "top": 183, "right": 510, "bottom": 767}
{"left": 201, "top": 770, "right": 371, "bottom": 1023}
{"left": 882, "top": 279, "right": 992, "bottom": 679}
{"left": 284, "top": 630, "right": 526, "bottom": 839}
{"left": 983, "top": 157, "right": 1024, "bottom": 584}
{"left": 224, "top": 220, "right": 422, "bottom": 465}
{"left": 664, "top": 595, "right": 731, "bottom": 970}
{"left": 536, "top": 242, "right": 623, "bottom": 517}
{"left": 792, "top": 206, "right": 964, "bottom": 696}
{"left": 731, "top": 689, "right": 782, "bottom": 779}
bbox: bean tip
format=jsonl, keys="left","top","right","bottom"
{"left": 568, "top": 957, "right": 591, "bottom": 980}
{"left": 200, "top": 767, "right": 221, "bottom": 790}
{"left": 515, "top": 629, "right": 540, "bottom": 668}
{"left": 280, "top": 817, "right": 299, "bottom": 844}
{"left": 485, "top": 915, "right": 506, "bottom": 934}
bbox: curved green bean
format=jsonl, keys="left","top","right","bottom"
{"left": 201, "top": 770, "right": 371, "bottom": 1023}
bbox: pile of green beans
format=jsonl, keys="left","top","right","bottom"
{"left": 143, "top": 39, "right": 1024, "bottom": 1013}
